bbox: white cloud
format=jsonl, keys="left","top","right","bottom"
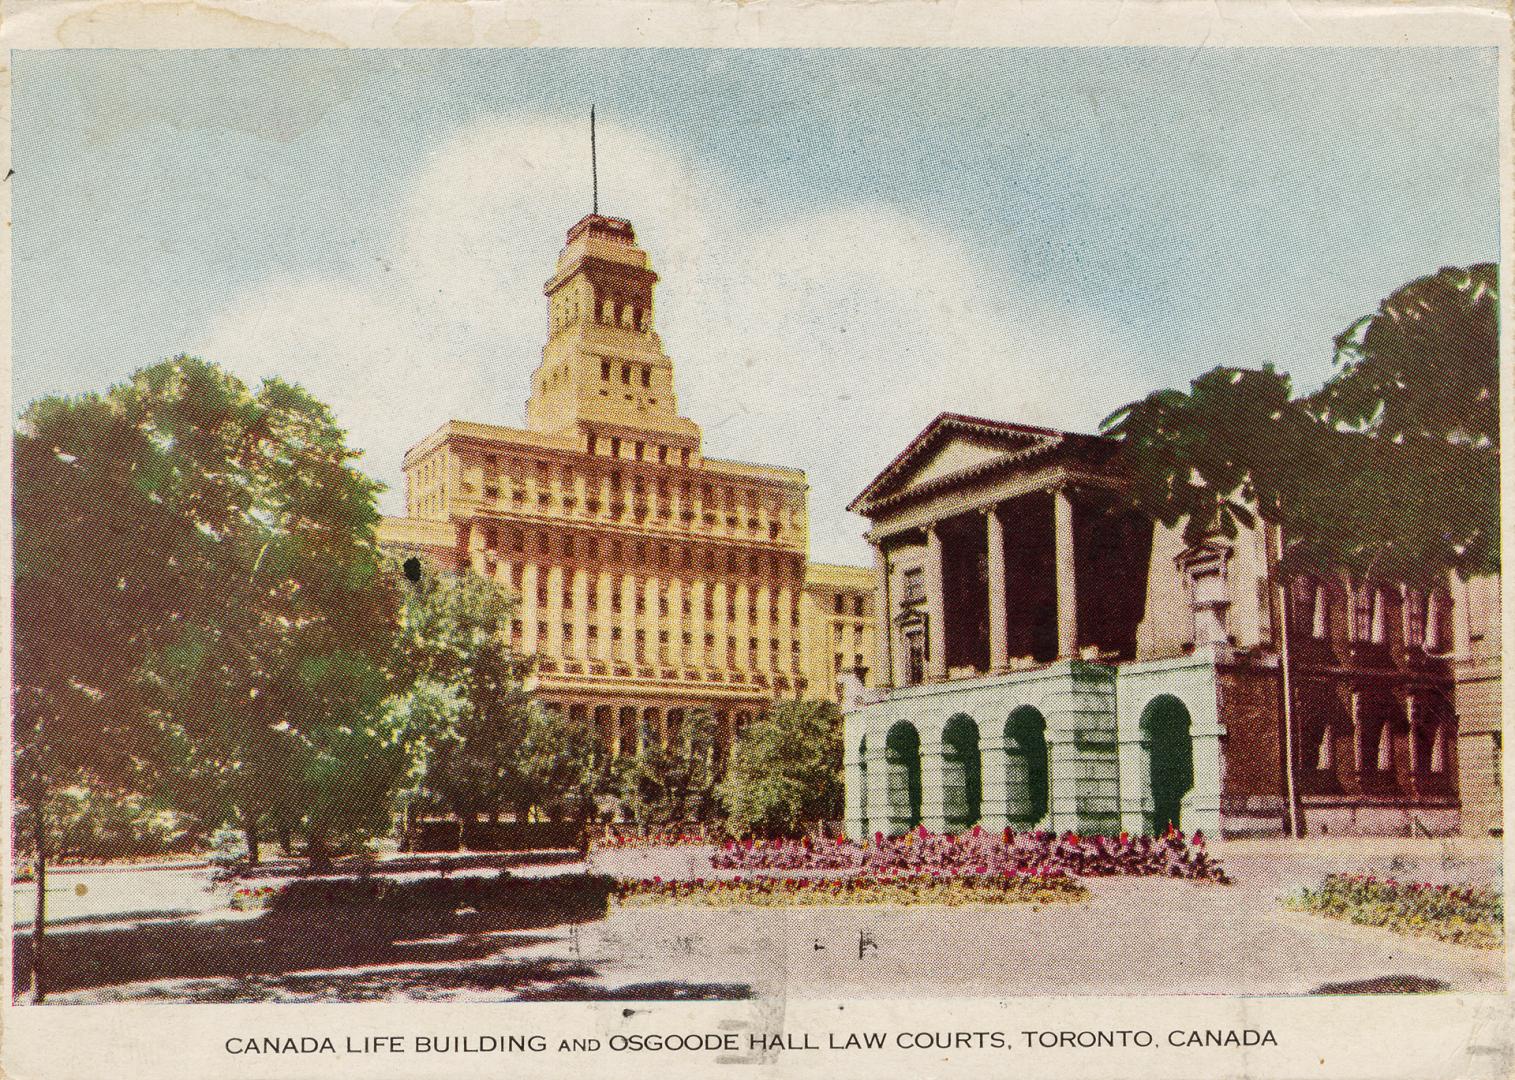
{"left": 198, "top": 115, "right": 1156, "bottom": 564}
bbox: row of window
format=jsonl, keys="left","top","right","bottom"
{"left": 1289, "top": 578, "right": 1449, "bottom": 651}
{"left": 516, "top": 618, "right": 805, "bottom": 670}
{"left": 483, "top": 529, "right": 802, "bottom": 580}
{"left": 518, "top": 571, "right": 801, "bottom": 625}
{"left": 832, "top": 592, "right": 870, "bottom": 617}
{"left": 472, "top": 454, "right": 794, "bottom": 537}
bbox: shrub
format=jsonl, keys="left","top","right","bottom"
{"left": 1285, "top": 873, "right": 1503, "bottom": 949}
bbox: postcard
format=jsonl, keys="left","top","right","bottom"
{"left": 2, "top": 2, "right": 1510, "bottom": 1078}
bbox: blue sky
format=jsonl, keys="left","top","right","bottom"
{"left": 14, "top": 48, "right": 1499, "bottom": 563}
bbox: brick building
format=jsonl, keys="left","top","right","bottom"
{"left": 843, "top": 412, "right": 1463, "bottom": 839}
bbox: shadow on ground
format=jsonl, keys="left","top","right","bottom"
{"left": 1309, "top": 975, "right": 1452, "bottom": 994}
{"left": 14, "top": 873, "right": 751, "bottom": 1004}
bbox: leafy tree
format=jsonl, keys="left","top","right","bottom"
{"left": 518, "top": 704, "right": 616, "bottom": 842}
{"left": 718, "top": 700, "right": 844, "bottom": 836}
{"left": 1101, "top": 264, "right": 1498, "bottom": 584}
{"left": 121, "top": 358, "right": 401, "bottom": 867}
{"left": 14, "top": 386, "right": 218, "bottom": 1000}
{"left": 387, "top": 560, "right": 537, "bottom": 826}
{"left": 614, "top": 708, "right": 724, "bottom": 826}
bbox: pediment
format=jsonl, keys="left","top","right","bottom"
{"left": 849, "top": 413, "right": 1070, "bottom": 515}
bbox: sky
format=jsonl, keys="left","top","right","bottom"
{"left": 13, "top": 48, "right": 1500, "bottom": 565}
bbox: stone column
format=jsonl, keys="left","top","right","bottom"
{"left": 595, "top": 572, "right": 614, "bottom": 663}
{"left": 689, "top": 581, "right": 707, "bottom": 669}
{"left": 978, "top": 729, "right": 1011, "bottom": 831}
{"left": 619, "top": 573, "right": 637, "bottom": 665}
{"left": 1350, "top": 689, "right": 1363, "bottom": 774}
{"left": 468, "top": 522, "right": 487, "bottom": 575}
{"left": 571, "top": 568, "right": 589, "bottom": 659}
{"left": 872, "top": 543, "right": 893, "bottom": 690}
{"left": 863, "top": 733, "right": 890, "bottom": 840}
{"left": 712, "top": 581, "right": 729, "bottom": 673}
{"left": 1405, "top": 692, "right": 1419, "bottom": 798}
{"left": 777, "top": 583, "right": 795, "bottom": 686}
{"left": 669, "top": 577, "right": 685, "bottom": 669}
{"left": 643, "top": 576, "right": 659, "bottom": 666}
{"left": 520, "top": 562, "right": 540, "bottom": 655}
{"left": 919, "top": 728, "right": 948, "bottom": 833}
{"left": 985, "top": 508, "right": 1010, "bottom": 673}
{"left": 925, "top": 524, "right": 948, "bottom": 682}
{"left": 544, "top": 565, "right": 564, "bottom": 659}
{"left": 1054, "top": 487, "right": 1078, "bottom": 658}
{"left": 733, "top": 582, "right": 751, "bottom": 676}
{"left": 754, "top": 583, "right": 772, "bottom": 672}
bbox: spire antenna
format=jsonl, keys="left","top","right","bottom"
{"left": 590, "top": 105, "right": 598, "bottom": 215}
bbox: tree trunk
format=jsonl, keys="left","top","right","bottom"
{"left": 30, "top": 796, "right": 47, "bottom": 1004}
{"left": 243, "top": 808, "right": 261, "bottom": 868}
{"left": 306, "top": 827, "right": 331, "bottom": 872}
{"left": 277, "top": 824, "right": 293, "bottom": 857}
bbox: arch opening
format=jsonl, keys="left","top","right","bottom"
{"left": 1004, "top": 706, "right": 1049, "bottom": 826}
{"left": 1141, "top": 695, "right": 1193, "bottom": 834}
{"left": 884, "top": 722, "right": 923, "bottom": 835}
{"left": 941, "top": 714, "right": 982, "bottom": 831}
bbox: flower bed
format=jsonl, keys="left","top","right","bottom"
{"left": 228, "top": 884, "right": 282, "bottom": 911}
{"left": 1285, "top": 873, "right": 1503, "bottom": 949}
{"left": 710, "top": 826, "right": 1231, "bottom": 884}
{"left": 592, "top": 832, "right": 722, "bottom": 850}
{"left": 616, "top": 870, "right": 1087, "bottom": 908}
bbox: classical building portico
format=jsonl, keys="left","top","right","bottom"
{"left": 845, "top": 412, "right": 1462, "bottom": 839}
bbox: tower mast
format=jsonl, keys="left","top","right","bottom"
{"left": 591, "top": 105, "right": 598, "bottom": 215}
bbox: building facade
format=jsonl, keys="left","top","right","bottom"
{"left": 802, "top": 563, "right": 879, "bottom": 707}
{"left": 379, "top": 213, "right": 875, "bottom": 756}
{"left": 1453, "top": 574, "right": 1502, "bottom": 835}
{"left": 844, "top": 413, "right": 1463, "bottom": 839}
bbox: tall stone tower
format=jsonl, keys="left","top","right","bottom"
{"left": 379, "top": 210, "right": 878, "bottom": 769}
{"left": 526, "top": 214, "right": 703, "bottom": 459}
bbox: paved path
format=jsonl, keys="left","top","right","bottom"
{"left": 21, "top": 837, "right": 1504, "bottom": 1002}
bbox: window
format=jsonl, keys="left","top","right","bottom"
{"left": 641, "top": 367, "right": 651, "bottom": 388}
{"left": 1180, "top": 547, "right": 1230, "bottom": 646}
{"left": 834, "top": 594, "right": 845, "bottom": 615}
{"left": 901, "top": 568, "right": 926, "bottom": 604}
{"left": 904, "top": 626, "right": 926, "bottom": 686}
{"left": 1403, "top": 586, "right": 1427, "bottom": 649}
{"left": 621, "top": 365, "right": 631, "bottom": 384}
{"left": 680, "top": 449, "right": 691, "bottom": 467}
{"left": 1289, "top": 577, "right": 1316, "bottom": 636}
{"left": 854, "top": 596, "right": 866, "bottom": 617}
{"left": 1352, "top": 583, "right": 1375, "bottom": 643}
{"left": 600, "top": 361, "right": 610, "bottom": 380}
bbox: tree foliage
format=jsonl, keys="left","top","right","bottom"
{"left": 718, "top": 700, "right": 844, "bottom": 835}
{"left": 1101, "top": 264, "right": 1498, "bottom": 583}
{"left": 16, "top": 356, "right": 403, "bottom": 866}
{"left": 385, "top": 563, "right": 537, "bottom": 823}
{"left": 613, "top": 708, "right": 724, "bottom": 826}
